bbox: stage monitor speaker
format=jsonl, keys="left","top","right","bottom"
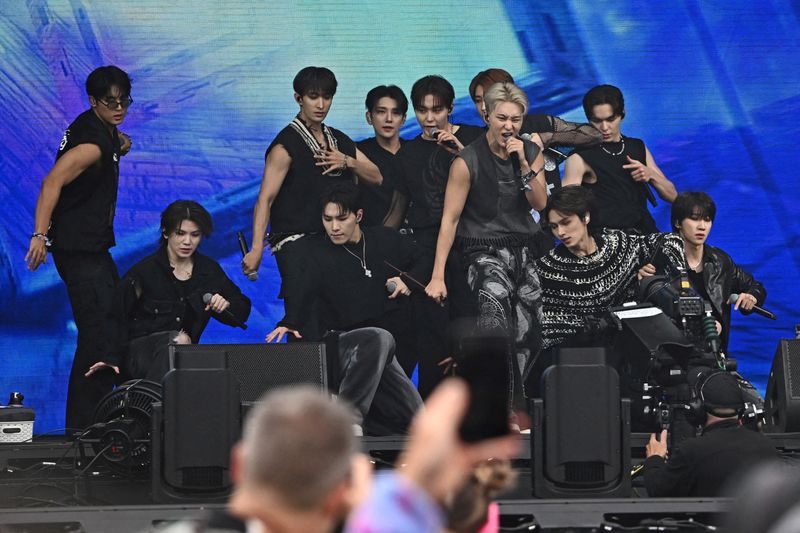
{"left": 152, "top": 350, "right": 241, "bottom": 503}
{"left": 764, "top": 339, "right": 800, "bottom": 432}
{"left": 169, "top": 342, "right": 328, "bottom": 403}
{"left": 531, "top": 347, "right": 631, "bottom": 498}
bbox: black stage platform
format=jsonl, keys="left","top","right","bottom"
{"left": 2, "top": 433, "right": 800, "bottom": 531}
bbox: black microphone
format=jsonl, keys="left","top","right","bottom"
{"left": 203, "top": 293, "right": 247, "bottom": 329}
{"left": 237, "top": 231, "right": 258, "bottom": 281}
{"left": 428, "top": 128, "right": 459, "bottom": 150}
{"left": 386, "top": 280, "right": 397, "bottom": 294}
{"left": 702, "top": 302, "right": 720, "bottom": 355}
{"left": 727, "top": 293, "right": 776, "bottom": 320}
{"left": 519, "top": 133, "right": 567, "bottom": 171}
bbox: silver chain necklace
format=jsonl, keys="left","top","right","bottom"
{"left": 601, "top": 138, "right": 625, "bottom": 156}
{"left": 342, "top": 233, "right": 371, "bottom": 277}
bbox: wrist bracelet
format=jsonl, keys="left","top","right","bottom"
{"left": 32, "top": 232, "right": 52, "bottom": 247}
{"left": 519, "top": 169, "right": 534, "bottom": 191}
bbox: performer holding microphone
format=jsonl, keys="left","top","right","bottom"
{"left": 425, "top": 82, "right": 548, "bottom": 409}
{"left": 112, "top": 200, "right": 251, "bottom": 381}
{"left": 639, "top": 191, "right": 768, "bottom": 354}
{"left": 394, "top": 75, "right": 484, "bottom": 397}
{"left": 265, "top": 183, "right": 424, "bottom": 435}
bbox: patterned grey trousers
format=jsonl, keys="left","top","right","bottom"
{"left": 464, "top": 244, "right": 543, "bottom": 405}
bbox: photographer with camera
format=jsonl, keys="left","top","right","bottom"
{"left": 638, "top": 191, "right": 767, "bottom": 354}
{"left": 643, "top": 369, "right": 777, "bottom": 497}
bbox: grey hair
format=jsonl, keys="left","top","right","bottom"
{"left": 240, "top": 386, "right": 357, "bottom": 510}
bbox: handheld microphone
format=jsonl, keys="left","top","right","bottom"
{"left": 727, "top": 293, "right": 776, "bottom": 320}
{"left": 428, "top": 128, "right": 459, "bottom": 150}
{"left": 237, "top": 231, "right": 258, "bottom": 281}
{"left": 386, "top": 280, "right": 397, "bottom": 294}
{"left": 702, "top": 302, "right": 721, "bottom": 355}
{"left": 519, "top": 133, "right": 568, "bottom": 171}
{"left": 203, "top": 293, "right": 248, "bottom": 329}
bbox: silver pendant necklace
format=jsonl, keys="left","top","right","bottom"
{"left": 601, "top": 138, "right": 625, "bottom": 156}
{"left": 342, "top": 233, "right": 371, "bottom": 277}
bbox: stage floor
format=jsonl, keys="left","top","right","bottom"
{"left": 2, "top": 433, "right": 800, "bottom": 531}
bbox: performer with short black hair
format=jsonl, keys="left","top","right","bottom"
{"left": 25, "top": 65, "right": 134, "bottom": 432}
{"left": 242, "top": 66, "right": 383, "bottom": 341}
{"left": 266, "top": 182, "right": 424, "bottom": 435}
{"left": 357, "top": 84, "right": 408, "bottom": 229}
{"left": 639, "top": 191, "right": 766, "bottom": 353}
{"left": 114, "top": 200, "right": 251, "bottom": 381}
{"left": 395, "top": 75, "right": 485, "bottom": 397}
{"left": 563, "top": 84, "right": 677, "bottom": 234}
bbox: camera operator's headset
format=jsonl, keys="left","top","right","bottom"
{"left": 688, "top": 369, "right": 745, "bottom": 426}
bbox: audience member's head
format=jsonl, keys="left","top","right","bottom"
{"left": 229, "top": 386, "right": 358, "bottom": 532}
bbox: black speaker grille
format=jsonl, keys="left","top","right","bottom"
{"left": 787, "top": 340, "right": 800, "bottom": 399}
{"left": 180, "top": 466, "right": 223, "bottom": 488}
{"left": 170, "top": 343, "right": 326, "bottom": 403}
{"left": 564, "top": 461, "right": 605, "bottom": 483}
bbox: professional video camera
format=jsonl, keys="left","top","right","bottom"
{"left": 609, "top": 269, "right": 763, "bottom": 441}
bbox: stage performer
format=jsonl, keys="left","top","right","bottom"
{"left": 643, "top": 369, "right": 777, "bottom": 497}
{"left": 113, "top": 200, "right": 251, "bottom": 381}
{"left": 394, "top": 75, "right": 484, "bottom": 397}
{"left": 531, "top": 186, "right": 685, "bottom": 394}
{"left": 638, "top": 191, "right": 767, "bottom": 354}
{"left": 468, "top": 68, "right": 602, "bottom": 160}
{"left": 562, "top": 84, "right": 677, "bottom": 234}
{"left": 397, "top": 74, "right": 484, "bottom": 237}
{"left": 24, "top": 65, "right": 133, "bottom": 432}
{"left": 356, "top": 85, "right": 408, "bottom": 229}
{"left": 265, "top": 183, "right": 424, "bottom": 436}
{"left": 242, "top": 66, "right": 382, "bottom": 341}
{"left": 425, "top": 82, "right": 548, "bottom": 409}
{"left": 469, "top": 68, "right": 604, "bottom": 252}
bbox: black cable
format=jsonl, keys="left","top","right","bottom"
{"left": 76, "top": 443, "right": 112, "bottom": 476}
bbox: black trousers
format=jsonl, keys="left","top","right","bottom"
{"left": 52, "top": 250, "right": 120, "bottom": 432}
{"left": 273, "top": 236, "right": 323, "bottom": 342}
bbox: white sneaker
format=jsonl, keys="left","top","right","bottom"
{"left": 352, "top": 424, "right": 363, "bottom": 437}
